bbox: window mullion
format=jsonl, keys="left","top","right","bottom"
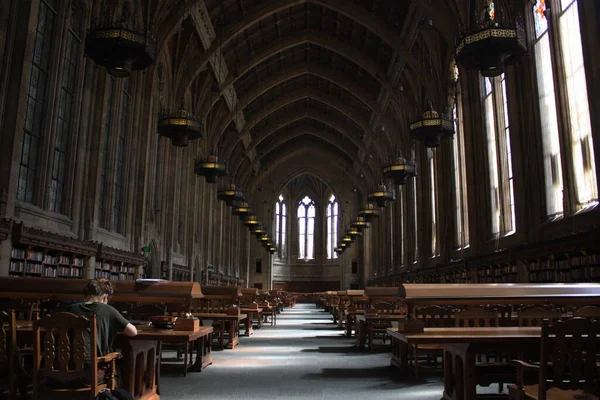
{"left": 493, "top": 78, "right": 509, "bottom": 235}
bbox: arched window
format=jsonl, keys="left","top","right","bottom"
{"left": 274, "top": 194, "right": 286, "bottom": 257}
{"left": 298, "top": 196, "right": 315, "bottom": 260}
{"left": 326, "top": 194, "right": 338, "bottom": 259}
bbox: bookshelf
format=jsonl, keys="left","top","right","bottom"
{"left": 9, "top": 248, "right": 85, "bottom": 278}
{"left": 10, "top": 222, "right": 96, "bottom": 279}
{"left": 95, "top": 244, "right": 144, "bottom": 281}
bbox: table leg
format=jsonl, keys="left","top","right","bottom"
{"left": 390, "top": 336, "right": 409, "bottom": 370}
{"left": 357, "top": 319, "right": 366, "bottom": 350}
{"left": 244, "top": 312, "right": 254, "bottom": 336}
{"left": 121, "top": 339, "right": 160, "bottom": 400}
{"left": 226, "top": 319, "right": 240, "bottom": 349}
{"left": 442, "top": 344, "right": 475, "bottom": 400}
{"left": 189, "top": 333, "right": 213, "bottom": 372}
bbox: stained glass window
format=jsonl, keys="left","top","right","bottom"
{"left": 533, "top": 0, "right": 548, "bottom": 38}
{"left": 298, "top": 196, "right": 315, "bottom": 260}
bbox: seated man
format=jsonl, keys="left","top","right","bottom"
{"left": 67, "top": 278, "right": 137, "bottom": 384}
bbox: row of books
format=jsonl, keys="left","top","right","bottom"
{"left": 11, "top": 248, "right": 43, "bottom": 261}
{"left": 94, "top": 270, "right": 135, "bottom": 280}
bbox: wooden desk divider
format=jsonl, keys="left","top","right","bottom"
{"left": 0, "top": 277, "right": 203, "bottom": 311}
{"left": 391, "top": 283, "right": 600, "bottom": 333}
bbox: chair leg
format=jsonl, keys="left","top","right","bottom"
{"left": 414, "top": 346, "right": 420, "bottom": 382}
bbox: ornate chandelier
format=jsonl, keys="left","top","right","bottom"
{"left": 217, "top": 183, "right": 244, "bottom": 206}
{"left": 383, "top": 156, "right": 417, "bottom": 185}
{"left": 194, "top": 153, "right": 227, "bottom": 184}
{"left": 351, "top": 216, "right": 370, "bottom": 231}
{"left": 410, "top": 102, "right": 454, "bottom": 148}
{"left": 157, "top": 109, "right": 202, "bottom": 147}
{"left": 358, "top": 203, "right": 381, "bottom": 221}
{"left": 367, "top": 182, "right": 396, "bottom": 208}
{"left": 85, "top": 3, "right": 156, "bottom": 77}
{"left": 455, "top": 0, "right": 526, "bottom": 77}
{"left": 232, "top": 201, "right": 251, "bottom": 219}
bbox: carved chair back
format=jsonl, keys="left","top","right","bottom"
{"left": 518, "top": 307, "right": 562, "bottom": 327}
{"left": 32, "top": 312, "right": 98, "bottom": 399}
{"left": 455, "top": 308, "right": 499, "bottom": 327}
{"left": 0, "top": 310, "right": 17, "bottom": 396}
{"left": 537, "top": 318, "right": 600, "bottom": 400}
{"left": 416, "top": 305, "right": 454, "bottom": 328}
{"left": 574, "top": 306, "right": 600, "bottom": 320}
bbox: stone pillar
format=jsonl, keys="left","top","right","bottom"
{"left": 362, "top": 229, "right": 372, "bottom": 287}
{"left": 0, "top": 236, "right": 13, "bottom": 277}
{"left": 85, "top": 255, "right": 96, "bottom": 279}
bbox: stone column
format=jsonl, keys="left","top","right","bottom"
{"left": 0, "top": 236, "right": 13, "bottom": 277}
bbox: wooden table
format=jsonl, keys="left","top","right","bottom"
{"left": 355, "top": 314, "right": 407, "bottom": 350}
{"left": 192, "top": 313, "right": 247, "bottom": 349}
{"left": 387, "top": 327, "right": 541, "bottom": 400}
{"left": 239, "top": 308, "right": 263, "bottom": 336}
{"left": 344, "top": 309, "right": 365, "bottom": 337}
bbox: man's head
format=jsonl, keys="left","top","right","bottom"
{"left": 83, "top": 278, "right": 115, "bottom": 303}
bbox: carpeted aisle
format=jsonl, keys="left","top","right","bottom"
{"left": 161, "top": 303, "right": 446, "bottom": 400}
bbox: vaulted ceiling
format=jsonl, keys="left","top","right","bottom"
{"left": 146, "top": 0, "right": 462, "bottom": 196}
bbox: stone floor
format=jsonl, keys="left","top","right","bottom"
{"left": 161, "top": 303, "right": 457, "bottom": 400}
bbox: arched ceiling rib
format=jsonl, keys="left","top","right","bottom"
{"left": 221, "top": 89, "right": 376, "bottom": 160}
{"left": 211, "top": 63, "right": 391, "bottom": 146}
{"left": 229, "top": 113, "right": 363, "bottom": 175}
{"left": 150, "top": 0, "right": 461, "bottom": 188}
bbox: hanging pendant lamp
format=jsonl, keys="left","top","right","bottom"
{"left": 410, "top": 102, "right": 454, "bottom": 148}
{"left": 217, "top": 183, "right": 244, "bottom": 206}
{"left": 232, "top": 201, "right": 251, "bottom": 219}
{"left": 242, "top": 215, "right": 260, "bottom": 231}
{"left": 85, "top": 4, "right": 156, "bottom": 77}
{"left": 158, "top": 109, "right": 202, "bottom": 147}
{"left": 383, "top": 156, "right": 417, "bottom": 185}
{"left": 194, "top": 153, "right": 227, "bottom": 184}
{"left": 346, "top": 227, "right": 362, "bottom": 240}
{"left": 358, "top": 203, "right": 381, "bottom": 221}
{"left": 367, "top": 182, "right": 396, "bottom": 208}
{"left": 455, "top": 0, "right": 526, "bottom": 77}
{"left": 351, "top": 216, "right": 370, "bottom": 231}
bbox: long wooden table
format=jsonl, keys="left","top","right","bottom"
{"left": 192, "top": 312, "right": 246, "bottom": 349}
{"left": 387, "top": 327, "right": 542, "bottom": 400}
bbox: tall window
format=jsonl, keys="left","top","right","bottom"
{"left": 18, "top": 0, "right": 57, "bottom": 204}
{"left": 429, "top": 150, "right": 439, "bottom": 256}
{"left": 411, "top": 179, "right": 418, "bottom": 263}
{"left": 113, "top": 79, "right": 129, "bottom": 233}
{"left": 298, "top": 196, "right": 315, "bottom": 260}
{"left": 178, "top": 155, "right": 185, "bottom": 245}
{"left": 326, "top": 194, "right": 338, "bottom": 259}
{"left": 98, "top": 76, "right": 115, "bottom": 228}
{"left": 274, "top": 195, "right": 286, "bottom": 257}
{"left": 483, "top": 73, "right": 515, "bottom": 236}
{"left": 532, "top": 0, "right": 563, "bottom": 218}
{"left": 452, "top": 68, "right": 470, "bottom": 248}
{"left": 531, "top": 0, "right": 597, "bottom": 212}
{"left": 50, "top": 5, "right": 82, "bottom": 213}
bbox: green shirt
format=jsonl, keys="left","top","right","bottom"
{"left": 68, "top": 302, "right": 129, "bottom": 357}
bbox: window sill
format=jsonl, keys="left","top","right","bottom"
{"left": 14, "top": 201, "right": 74, "bottom": 234}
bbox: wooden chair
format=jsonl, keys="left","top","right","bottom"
{"left": 411, "top": 306, "right": 453, "bottom": 381}
{"left": 455, "top": 308, "right": 499, "bottom": 327}
{"left": 32, "top": 312, "right": 121, "bottom": 400}
{"left": 517, "top": 307, "right": 562, "bottom": 327}
{"left": 508, "top": 318, "right": 600, "bottom": 400}
{"left": 456, "top": 308, "right": 513, "bottom": 392}
{"left": 1, "top": 310, "right": 31, "bottom": 400}
{"left": 574, "top": 306, "right": 600, "bottom": 320}
{"left": 366, "top": 301, "right": 404, "bottom": 349}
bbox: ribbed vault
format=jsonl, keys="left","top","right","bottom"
{"left": 148, "top": 0, "right": 460, "bottom": 191}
